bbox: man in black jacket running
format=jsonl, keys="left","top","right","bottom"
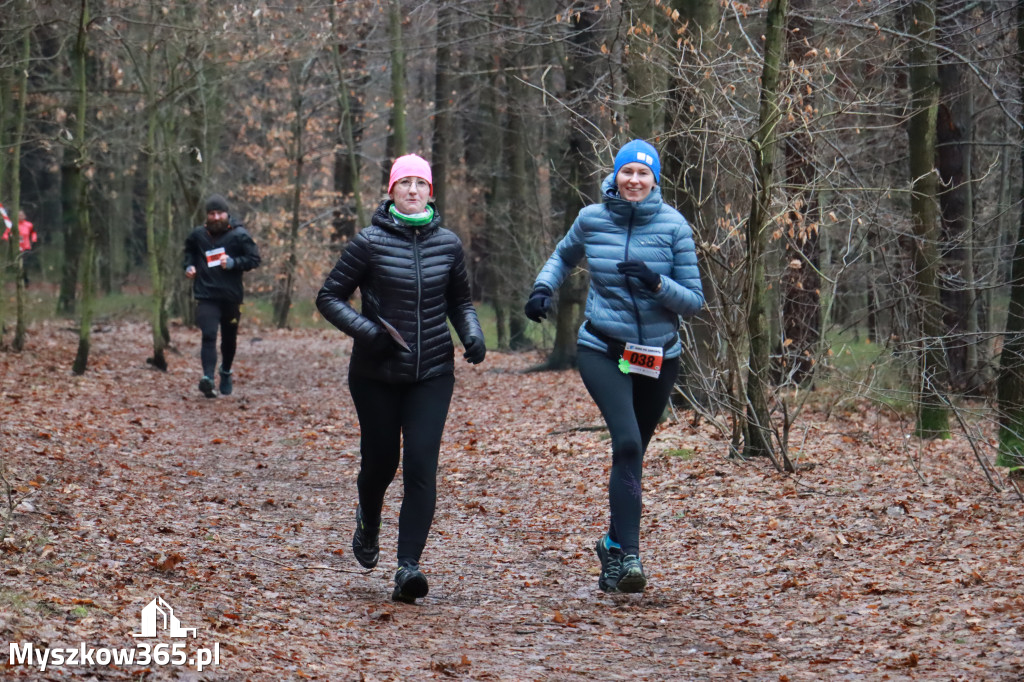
{"left": 183, "top": 194, "right": 261, "bottom": 398}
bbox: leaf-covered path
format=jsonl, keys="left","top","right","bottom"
{"left": 2, "top": 322, "right": 1022, "bottom": 680}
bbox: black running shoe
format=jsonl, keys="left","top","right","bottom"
{"left": 198, "top": 376, "right": 216, "bottom": 399}
{"left": 391, "top": 564, "right": 429, "bottom": 603}
{"left": 218, "top": 368, "right": 233, "bottom": 396}
{"left": 616, "top": 554, "right": 647, "bottom": 593}
{"left": 595, "top": 534, "right": 625, "bottom": 593}
{"left": 351, "top": 506, "right": 380, "bottom": 569}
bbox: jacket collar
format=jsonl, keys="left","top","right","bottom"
{"left": 372, "top": 200, "right": 442, "bottom": 237}
{"left": 601, "top": 173, "right": 663, "bottom": 223}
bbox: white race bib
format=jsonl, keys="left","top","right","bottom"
{"left": 205, "top": 247, "right": 226, "bottom": 268}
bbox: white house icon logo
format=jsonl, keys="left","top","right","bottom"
{"left": 132, "top": 597, "right": 197, "bottom": 639}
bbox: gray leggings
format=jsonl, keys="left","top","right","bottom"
{"left": 577, "top": 346, "right": 680, "bottom": 556}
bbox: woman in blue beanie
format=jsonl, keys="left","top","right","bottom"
{"left": 525, "top": 139, "right": 704, "bottom": 593}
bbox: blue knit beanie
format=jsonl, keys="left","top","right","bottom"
{"left": 613, "top": 139, "right": 660, "bottom": 184}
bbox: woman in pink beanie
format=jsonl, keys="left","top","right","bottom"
{"left": 388, "top": 154, "right": 433, "bottom": 196}
{"left": 317, "top": 154, "right": 485, "bottom": 604}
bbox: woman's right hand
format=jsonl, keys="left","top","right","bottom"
{"left": 366, "top": 329, "right": 397, "bottom": 358}
{"left": 524, "top": 287, "right": 552, "bottom": 322}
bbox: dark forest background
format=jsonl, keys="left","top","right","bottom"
{"left": 2, "top": 0, "right": 1024, "bottom": 471}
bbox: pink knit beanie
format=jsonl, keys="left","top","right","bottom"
{"left": 388, "top": 154, "right": 433, "bottom": 196}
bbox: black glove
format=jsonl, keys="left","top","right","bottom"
{"left": 617, "top": 260, "right": 660, "bottom": 291}
{"left": 462, "top": 336, "right": 486, "bottom": 364}
{"left": 365, "top": 329, "right": 397, "bottom": 359}
{"left": 524, "top": 287, "right": 552, "bottom": 322}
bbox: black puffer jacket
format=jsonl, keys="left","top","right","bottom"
{"left": 316, "top": 201, "right": 483, "bottom": 383}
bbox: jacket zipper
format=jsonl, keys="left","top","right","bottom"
{"left": 624, "top": 206, "right": 645, "bottom": 344}
{"left": 412, "top": 229, "right": 423, "bottom": 379}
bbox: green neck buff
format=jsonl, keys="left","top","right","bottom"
{"left": 389, "top": 204, "right": 434, "bottom": 227}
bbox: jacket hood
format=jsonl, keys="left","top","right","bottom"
{"left": 601, "top": 173, "right": 663, "bottom": 223}
{"left": 371, "top": 200, "right": 442, "bottom": 238}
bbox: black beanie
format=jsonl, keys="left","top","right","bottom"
{"left": 205, "top": 194, "right": 230, "bottom": 213}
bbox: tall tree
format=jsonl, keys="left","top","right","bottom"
{"left": 543, "top": 5, "right": 606, "bottom": 370}
{"left": 272, "top": 56, "right": 315, "bottom": 329}
{"left": 777, "top": 0, "right": 820, "bottom": 387}
{"left": 7, "top": 2, "right": 31, "bottom": 351}
{"left": 0, "top": 16, "right": 13, "bottom": 341}
{"left": 504, "top": 1, "right": 541, "bottom": 352}
{"left": 936, "top": 0, "right": 974, "bottom": 392}
{"left": 907, "top": 0, "right": 950, "bottom": 438}
{"left": 172, "top": 4, "right": 224, "bottom": 326}
{"left": 623, "top": 0, "right": 663, "bottom": 139}
{"left": 996, "top": 0, "right": 1024, "bottom": 473}
{"left": 330, "top": 1, "right": 367, "bottom": 240}
{"left": 383, "top": 0, "right": 408, "bottom": 184}
{"left": 431, "top": 1, "right": 456, "bottom": 218}
{"left": 71, "top": 0, "right": 95, "bottom": 375}
{"left": 664, "top": 0, "right": 721, "bottom": 414}
{"left": 57, "top": 3, "right": 88, "bottom": 317}
{"left": 742, "top": 0, "right": 789, "bottom": 462}
{"left": 139, "top": 8, "right": 169, "bottom": 371}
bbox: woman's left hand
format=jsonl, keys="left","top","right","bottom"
{"left": 463, "top": 336, "right": 486, "bottom": 364}
{"left": 616, "top": 260, "right": 660, "bottom": 291}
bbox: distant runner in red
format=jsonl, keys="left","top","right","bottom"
{"left": 525, "top": 140, "right": 704, "bottom": 594}
{"left": 183, "top": 194, "right": 261, "bottom": 398}
{"left": 1, "top": 207, "right": 38, "bottom": 286}
{"left": 317, "top": 154, "right": 485, "bottom": 604}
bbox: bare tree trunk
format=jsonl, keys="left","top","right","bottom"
{"left": 72, "top": 207, "right": 96, "bottom": 376}
{"left": 666, "top": 0, "right": 721, "bottom": 413}
{"left": 10, "top": 13, "right": 30, "bottom": 351}
{"left": 144, "top": 39, "right": 167, "bottom": 371}
{"left": 71, "top": 0, "right": 94, "bottom": 375}
{"left": 936, "top": 0, "right": 971, "bottom": 393}
{"left": 383, "top": 0, "right": 407, "bottom": 185}
{"left": 543, "top": 6, "right": 605, "bottom": 371}
{"left": 777, "top": 0, "right": 820, "bottom": 388}
{"left": 623, "top": 0, "right": 663, "bottom": 139}
{"left": 506, "top": 50, "right": 535, "bottom": 352}
{"left": 0, "top": 52, "right": 9, "bottom": 343}
{"left": 170, "top": 6, "right": 221, "bottom": 327}
{"left": 481, "top": 61, "right": 509, "bottom": 350}
{"left": 330, "top": 2, "right": 367, "bottom": 240}
{"left": 431, "top": 2, "right": 456, "bottom": 218}
{"left": 907, "top": 0, "right": 949, "bottom": 438}
{"left": 743, "top": 0, "right": 789, "bottom": 462}
{"left": 273, "top": 59, "right": 313, "bottom": 329}
{"left": 996, "top": 0, "right": 1024, "bottom": 471}
{"left": 961, "top": 81, "right": 985, "bottom": 391}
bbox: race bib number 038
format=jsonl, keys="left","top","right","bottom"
{"left": 619, "top": 342, "right": 663, "bottom": 379}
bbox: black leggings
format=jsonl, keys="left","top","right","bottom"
{"left": 577, "top": 346, "right": 680, "bottom": 556}
{"left": 348, "top": 372, "right": 455, "bottom": 566}
{"left": 195, "top": 300, "right": 240, "bottom": 377}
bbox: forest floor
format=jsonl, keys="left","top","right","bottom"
{"left": 0, "top": 320, "right": 1022, "bottom": 681}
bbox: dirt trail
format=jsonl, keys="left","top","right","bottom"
{"left": 1, "top": 321, "right": 1022, "bottom": 680}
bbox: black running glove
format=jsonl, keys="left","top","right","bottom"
{"left": 616, "top": 260, "right": 661, "bottom": 291}
{"left": 462, "top": 336, "right": 486, "bottom": 364}
{"left": 524, "top": 287, "right": 552, "bottom": 322}
{"left": 366, "top": 329, "right": 397, "bottom": 359}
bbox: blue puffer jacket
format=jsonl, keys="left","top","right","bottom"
{"left": 534, "top": 174, "right": 704, "bottom": 358}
